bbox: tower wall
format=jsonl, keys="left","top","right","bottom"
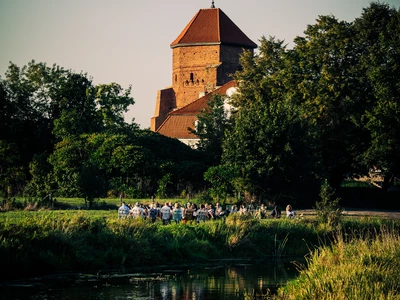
{"left": 172, "top": 45, "right": 220, "bottom": 108}
{"left": 218, "top": 45, "right": 252, "bottom": 84}
{"left": 172, "top": 44, "right": 253, "bottom": 109}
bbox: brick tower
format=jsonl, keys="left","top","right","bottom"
{"left": 151, "top": 5, "right": 257, "bottom": 135}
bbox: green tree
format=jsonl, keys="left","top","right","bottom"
{"left": 204, "top": 164, "right": 238, "bottom": 201}
{"left": 354, "top": 3, "right": 400, "bottom": 191}
{"left": 95, "top": 83, "right": 134, "bottom": 130}
{"left": 218, "top": 37, "right": 318, "bottom": 203}
{"left": 191, "top": 94, "right": 233, "bottom": 166}
{"left": 0, "top": 141, "right": 25, "bottom": 198}
{"left": 290, "top": 15, "right": 368, "bottom": 189}
{"left": 0, "top": 60, "right": 136, "bottom": 199}
{"left": 223, "top": 98, "right": 316, "bottom": 202}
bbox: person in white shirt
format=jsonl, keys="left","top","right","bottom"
{"left": 286, "top": 204, "right": 296, "bottom": 218}
{"left": 118, "top": 202, "right": 130, "bottom": 218}
{"left": 130, "top": 202, "right": 144, "bottom": 219}
{"left": 160, "top": 202, "right": 172, "bottom": 225}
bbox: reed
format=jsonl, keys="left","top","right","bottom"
{"left": 277, "top": 227, "right": 400, "bottom": 299}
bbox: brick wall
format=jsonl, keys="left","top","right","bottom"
{"left": 172, "top": 45, "right": 220, "bottom": 108}
{"left": 171, "top": 44, "right": 253, "bottom": 108}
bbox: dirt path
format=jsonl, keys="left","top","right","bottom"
{"left": 297, "top": 208, "right": 400, "bottom": 220}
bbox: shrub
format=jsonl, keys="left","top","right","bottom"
{"left": 314, "top": 180, "right": 343, "bottom": 228}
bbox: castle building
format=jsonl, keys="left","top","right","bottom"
{"left": 150, "top": 3, "right": 257, "bottom": 147}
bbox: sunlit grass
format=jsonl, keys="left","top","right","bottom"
{"left": 277, "top": 228, "right": 400, "bottom": 299}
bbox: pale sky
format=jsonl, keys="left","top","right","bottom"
{"left": 1, "top": 0, "right": 399, "bottom": 128}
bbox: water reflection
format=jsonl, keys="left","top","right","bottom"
{"left": 1, "top": 259, "right": 302, "bottom": 300}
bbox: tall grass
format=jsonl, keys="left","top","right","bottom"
{"left": 0, "top": 211, "right": 322, "bottom": 280}
{"left": 277, "top": 227, "right": 400, "bottom": 299}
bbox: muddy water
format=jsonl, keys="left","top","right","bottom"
{"left": 0, "top": 259, "right": 302, "bottom": 300}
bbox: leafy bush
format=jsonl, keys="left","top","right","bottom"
{"left": 314, "top": 180, "right": 343, "bottom": 228}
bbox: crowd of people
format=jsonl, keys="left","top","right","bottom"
{"left": 118, "top": 201, "right": 297, "bottom": 224}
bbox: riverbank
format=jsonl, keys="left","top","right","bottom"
{"left": 277, "top": 227, "right": 400, "bottom": 299}
{"left": 1, "top": 210, "right": 400, "bottom": 282}
{"left": 297, "top": 207, "right": 400, "bottom": 220}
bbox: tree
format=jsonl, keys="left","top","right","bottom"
{"left": 0, "top": 141, "right": 25, "bottom": 198}
{"left": 219, "top": 37, "right": 318, "bottom": 203}
{"left": 223, "top": 97, "right": 316, "bottom": 202}
{"left": 0, "top": 60, "right": 136, "bottom": 199}
{"left": 290, "top": 15, "right": 369, "bottom": 189}
{"left": 95, "top": 83, "right": 134, "bottom": 130}
{"left": 354, "top": 3, "right": 400, "bottom": 191}
{"left": 204, "top": 164, "right": 238, "bottom": 201}
{"left": 191, "top": 94, "right": 232, "bottom": 166}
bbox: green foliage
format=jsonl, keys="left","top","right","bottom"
{"left": 156, "top": 173, "right": 172, "bottom": 199}
{"left": 353, "top": 3, "right": 400, "bottom": 191}
{"left": 223, "top": 91, "right": 317, "bottom": 199}
{"left": 0, "top": 140, "right": 26, "bottom": 197}
{"left": 192, "top": 94, "right": 232, "bottom": 166}
{"left": 279, "top": 228, "right": 400, "bottom": 299}
{"left": 204, "top": 165, "right": 237, "bottom": 200}
{"left": 0, "top": 59, "right": 209, "bottom": 200}
{"left": 1, "top": 209, "right": 400, "bottom": 282}
{"left": 315, "top": 180, "right": 343, "bottom": 228}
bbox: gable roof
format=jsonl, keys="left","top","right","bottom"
{"left": 156, "top": 81, "right": 236, "bottom": 139}
{"left": 171, "top": 8, "right": 257, "bottom": 49}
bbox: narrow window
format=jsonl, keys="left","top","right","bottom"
{"left": 190, "top": 73, "right": 194, "bottom": 82}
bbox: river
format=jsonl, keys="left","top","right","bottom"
{"left": 0, "top": 259, "right": 303, "bottom": 299}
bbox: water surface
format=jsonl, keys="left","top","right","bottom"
{"left": 1, "top": 259, "right": 302, "bottom": 300}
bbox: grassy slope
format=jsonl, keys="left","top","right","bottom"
{"left": 278, "top": 227, "right": 400, "bottom": 299}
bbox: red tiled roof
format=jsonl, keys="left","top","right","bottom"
{"left": 171, "top": 81, "right": 236, "bottom": 115}
{"left": 157, "top": 115, "right": 199, "bottom": 139}
{"left": 156, "top": 81, "right": 237, "bottom": 139}
{"left": 171, "top": 8, "right": 257, "bottom": 49}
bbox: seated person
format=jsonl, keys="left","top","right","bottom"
{"left": 270, "top": 206, "right": 281, "bottom": 218}
{"left": 214, "top": 203, "right": 224, "bottom": 218}
{"left": 118, "top": 202, "right": 130, "bottom": 218}
{"left": 258, "top": 204, "right": 267, "bottom": 218}
{"left": 239, "top": 204, "right": 247, "bottom": 215}
{"left": 286, "top": 204, "right": 296, "bottom": 218}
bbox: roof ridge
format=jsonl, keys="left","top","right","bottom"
{"left": 170, "top": 10, "right": 201, "bottom": 47}
{"left": 170, "top": 8, "right": 256, "bottom": 48}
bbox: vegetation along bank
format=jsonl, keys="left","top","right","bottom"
{"left": 1, "top": 207, "right": 400, "bottom": 283}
